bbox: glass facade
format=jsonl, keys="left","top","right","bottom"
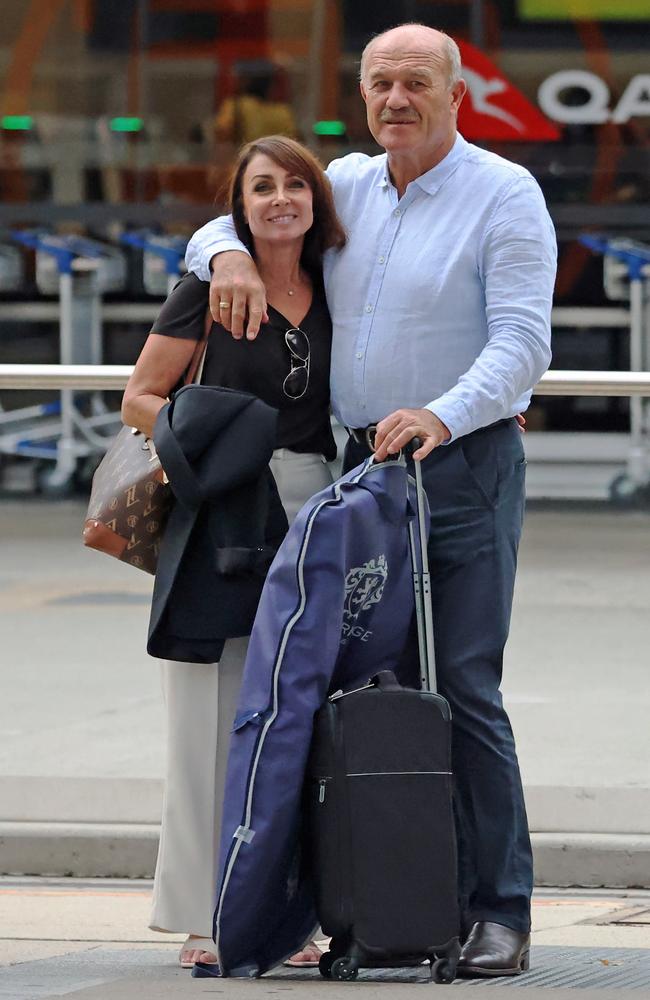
{"left": 1, "top": 0, "right": 649, "bottom": 431}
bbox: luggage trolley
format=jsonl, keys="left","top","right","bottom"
{"left": 0, "top": 243, "right": 47, "bottom": 476}
{"left": 5, "top": 231, "right": 126, "bottom": 493}
{"left": 0, "top": 240, "right": 65, "bottom": 480}
{"left": 120, "top": 231, "right": 187, "bottom": 296}
{"left": 580, "top": 235, "right": 650, "bottom": 506}
{"left": 0, "top": 242, "right": 23, "bottom": 292}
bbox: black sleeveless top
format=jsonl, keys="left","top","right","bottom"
{"left": 151, "top": 272, "right": 336, "bottom": 461}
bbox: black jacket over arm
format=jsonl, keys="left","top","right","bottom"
{"left": 148, "top": 384, "right": 288, "bottom": 663}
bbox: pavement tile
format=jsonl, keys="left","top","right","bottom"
{"left": 2, "top": 501, "right": 650, "bottom": 790}
{"left": 2, "top": 881, "right": 650, "bottom": 998}
{"left": 1, "top": 947, "right": 647, "bottom": 1000}
{"left": 0, "top": 881, "right": 179, "bottom": 948}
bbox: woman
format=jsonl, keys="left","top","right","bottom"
{"left": 122, "top": 136, "right": 346, "bottom": 969}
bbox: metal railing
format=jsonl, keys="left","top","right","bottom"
{"left": 2, "top": 365, "right": 650, "bottom": 395}
{"left": 0, "top": 304, "right": 632, "bottom": 326}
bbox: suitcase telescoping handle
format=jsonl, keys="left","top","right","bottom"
{"left": 406, "top": 438, "right": 437, "bottom": 695}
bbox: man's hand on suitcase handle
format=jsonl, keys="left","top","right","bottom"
{"left": 373, "top": 408, "right": 451, "bottom": 462}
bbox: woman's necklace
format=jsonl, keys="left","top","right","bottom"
{"left": 261, "top": 268, "right": 308, "bottom": 299}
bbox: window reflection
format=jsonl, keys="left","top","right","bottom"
{"left": 0, "top": 0, "right": 648, "bottom": 433}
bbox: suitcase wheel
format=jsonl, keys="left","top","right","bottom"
{"left": 330, "top": 956, "right": 359, "bottom": 981}
{"left": 318, "top": 952, "right": 334, "bottom": 979}
{"left": 430, "top": 957, "right": 455, "bottom": 984}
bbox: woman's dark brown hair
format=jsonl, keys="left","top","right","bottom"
{"left": 227, "top": 135, "right": 347, "bottom": 281}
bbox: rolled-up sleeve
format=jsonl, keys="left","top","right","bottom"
{"left": 185, "top": 215, "right": 251, "bottom": 282}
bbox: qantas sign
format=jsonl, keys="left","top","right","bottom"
{"left": 538, "top": 70, "right": 650, "bottom": 125}
{"left": 456, "top": 40, "right": 650, "bottom": 140}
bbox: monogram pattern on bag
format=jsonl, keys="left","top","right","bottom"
{"left": 85, "top": 314, "right": 211, "bottom": 574}
{"left": 86, "top": 425, "right": 172, "bottom": 575}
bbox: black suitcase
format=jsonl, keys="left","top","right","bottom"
{"left": 305, "top": 450, "right": 460, "bottom": 984}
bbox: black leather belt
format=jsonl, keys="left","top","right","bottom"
{"left": 348, "top": 417, "right": 513, "bottom": 452}
{"left": 347, "top": 425, "right": 377, "bottom": 449}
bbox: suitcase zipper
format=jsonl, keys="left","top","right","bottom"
{"left": 329, "top": 681, "right": 374, "bottom": 702}
{"left": 346, "top": 770, "right": 451, "bottom": 777}
{"left": 331, "top": 703, "right": 354, "bottom": 928}
{"left": 317, "top": 777, "right": 331, "bottom": 803}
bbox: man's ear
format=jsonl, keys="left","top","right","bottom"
{"left": 360, "top": 80, "right": 368, "bottom": 104}
{"left": 451, "top": 78, "right": 467, "bottom": 114}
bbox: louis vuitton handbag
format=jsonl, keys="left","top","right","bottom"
{"left": 82, "top": 310, "right": 212, "bottom": 574}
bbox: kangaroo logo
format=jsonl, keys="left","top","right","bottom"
{"left": 456, "top": 38, "right": 560, "bottom": 142}
{"left": 341, "top": 555, "right": 388, "bottom": 645}
{"left": 462, "top": 67, "right": 525, "bottom": 133}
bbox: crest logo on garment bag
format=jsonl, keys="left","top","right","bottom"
{"left": 340, "top": 555, "right": 388, "bottom": 645}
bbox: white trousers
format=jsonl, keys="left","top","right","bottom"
{"left": 149, "top": 449, "right": 333, "bottom": 936}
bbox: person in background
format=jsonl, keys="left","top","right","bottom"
{"left": 186, "top": 23, "right": 557, "bottom": 980}
{"left": 214, "top": 64, "right": 299, "bottom": 146}
{"left": 122, "top": 135, "right": 345, "bottom": 971}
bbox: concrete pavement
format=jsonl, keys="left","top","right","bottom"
{"left": 2, "top": 878, "right": 650, "bottom": 997}
{"left": 1, "top": 498, "right": 649, "bottom": 885}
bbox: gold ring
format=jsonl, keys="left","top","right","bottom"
{"left": 219, "top": 301, "right": 231, "bottom": 309}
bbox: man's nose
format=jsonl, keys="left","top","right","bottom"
{"left": 385, "top": 83, "right": 410, "bottom": 108}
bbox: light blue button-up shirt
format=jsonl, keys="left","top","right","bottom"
{"left": 186, "top": 133, "right": 556, "bottom": 440}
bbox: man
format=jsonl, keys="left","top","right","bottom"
{"left": 186, "top": 23, "right": 556, "bottom": 978}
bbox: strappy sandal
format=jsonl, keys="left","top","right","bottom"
{"left": 179, "top": 936, "right": 217, "bottom": 969}
{"left": 283, "top": 940, "right": 323, "bottom": 967}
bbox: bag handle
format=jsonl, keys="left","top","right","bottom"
{"left": 405, "top": 437, "right": 437, "bottom": 694}
{"left": 184, "top": 307, "right": 213, "bottom": 386}
{"left": 141, "top": 307, "right": 211, "bottom": 479}
{"left": 153, "top": 398, "right": 204, "bottom": 510}
{"left": 370, "top": 670, "right": 402, "bottom": 692}
{"left": 153, "top": 306, "right": 213, "bottom": 507}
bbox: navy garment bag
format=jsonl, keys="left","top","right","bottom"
{"left": 212, "top": 456, "right": 425, "bottom": 976}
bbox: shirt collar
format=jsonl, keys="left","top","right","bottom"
{"left": 377, "top": 132, "right": 469, "bottom": 195}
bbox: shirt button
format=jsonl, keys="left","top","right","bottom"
{"left": 356, "top": 352, "right": 362, "bottom": 359}
{"left": 394, "top": 209, "right": 402, "bottom": 217}
{"left": 378, "top": 256, "right": 385, "bottom": 264}
{"left": 365, "top": 304, "right": 373, "bottom": 313}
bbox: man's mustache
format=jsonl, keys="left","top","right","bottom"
{"left": 379, "top": 113, "right": 419, "bottom": 124}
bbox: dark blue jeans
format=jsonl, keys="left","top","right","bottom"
{"left": 343, "top": 418, "right": 533, "bottom": 935}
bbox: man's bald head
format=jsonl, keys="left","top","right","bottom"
{"left": 359, "top": 23, "right": 461, "bottom": 89}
